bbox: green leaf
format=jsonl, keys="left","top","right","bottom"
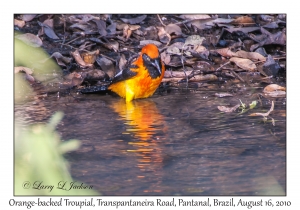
{"left": 48, "top": 112, "right": 64, "bottom": 130}
{"left": 249, "top": 100, "right": 257, "bottom": 109}
{"left": 58, "top": 140, "right": 81, "bottom": 154}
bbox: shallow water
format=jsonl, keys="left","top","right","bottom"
{"left": 15, "top": 87, "right": 286, "bottom": 196}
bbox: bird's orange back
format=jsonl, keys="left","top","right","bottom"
{"left": 108, "top": 44, "right": 165, "bottom": 102}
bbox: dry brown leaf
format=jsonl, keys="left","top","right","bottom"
{"left": 54, "top": 58, "right": 67, "bottom": 67}
{"left": 110, "top": 40, "right": 120, "bottom": 52}
{"left": 15, "top": 33, "right": 43, "bottom": 47}
{"left": 43, "top": 19, "right": 54, "bottom": 28}
{"left": 133, "top": 29, "right": 143, "bottom": 36}
{"left": 179, "top": 14, "right": 211, "bottom": 20}
{"left": 192, "top": 61, "right": 212, "bottom": 70}
{"left": 250, "top": 28, "right": 286, "bottom": 51}
{"left": 81, "top": 50, "right": 99, "bottom": 64}
{"left": 215, "top": 48, "right": 237, "bottom": 57}
{"left": 188, "top": 74, "right": 218, "bottom": 82}
{"left": 166, "top": 45, "right": 181, "bottom": 55}
{"left": 82, "top": 69, "right": 107, "bottom": 81}
{"left": 102, "top": 40, "right": 119, "bottom": 52}
{"left": 128, "top": 25, "right": 140, "bottom": 30}
{"left": 67, "top": 15, "right": 81, "bottom": 23}
{"left": 118, "top": 54, "right": 127, "bottom": 71}
{"left": 120, "top": 15, "right": 147, "bottom": 24}
{"left": 93, "top": 19, "right": 107, "bottom": 36}
{"left": 185, "top": 35, "right": 205, "bottom": 46}
{"left": 160, "top": 51, "right": 171, "bottom": 65}
{"left": 140, "top": 40, "right": 162, "bottom": 47}
{"left": 15, "top": 66, "right": 33, "bottom": 74}
{"left": 167, "top": 55, "right": 185, "bottom": 67}
{"left": 212, "top": 18, "right": 234, "bottom": 24}
{"left": 218, "top": 104, "right": 240, "bottom": 113}
{"left": 50, "top": 52, "right": 72, "bottom": 64}
{"left": 260, "top": 15, "right": 275, "bottom": 22}
{"left": 194, "top": 45, "right": 207, "bottom": 53}
{"left": 264, "top": 91, "right": 286, "bottom": 98}
{"left": 157, "top": 26, "right": 171, "bottom": 45}
{"left": 15, "top": 66, "right": 35, "bottom": 83}
{"left": 165, "top": 24, "right": 182, "bottom": 36}
{"left": 189, "top": 47, "right": 210, "bottom": 60}
{"left": 144, "top": 26, "right": 158, "bottom": 40}
{"left": 235, "top": 50, "right": 266, "bottom": 62}
{"left": 38, "top": 21, "right": 59, "bottom": 40}
{"left": 40, "top": 19, "right": 60, "bottom": 39}
{"left": 262, "top": 22, "right": 279, "bottom": 29}
{"left": 167, "top": 42, "right": 187, "bottom": 53}
{"left": 96, "top": 56, "right": 115, "bottom": 78}
{"left": 263, "top": 84, "right": 286, "bottom": 93}
{"left": 115, "top": 21, "right": 128, "bottom": 30}
{"left": 122, "top": 24, "right": 132, "bottom": 41}
{"left": 78, "top": 14, "right": 98, "bottom": 22}
{"left": 185, "top": 58, "right": 197, "bottom": 65}
{"left": 22, "top": 14, "right": 36, "bottom": 22}
{"left": 106, "top": 22, "right": 116, "bottom": 35}
{"left": 225, "top": 27, "right": 261, "bottom": 35}
{"left": 262, "top": 55, "right": 280, "bottom": 76}
{"left": 230, "top": 57, "right": 257, "bottom": 71}
{"left": 70, "top": 50, "right": 93, "bottom": 68}
{"left": 188, "top": 19, "right": 214, "bottom": 30}
{"left": 231, "top": 16, "right": 255, "bottom": 25}
{"left": 66, "top": 72, "right": 84, "bottom": 87}
{"left": 14, "top": 19, "right": 25, "bottom": 28}
{"left": 69, "top": 23, "right": 90, "bottom": 31}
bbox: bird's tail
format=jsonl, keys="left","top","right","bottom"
{"left": 77, "top": 84, "right": 110, "bottom": 94}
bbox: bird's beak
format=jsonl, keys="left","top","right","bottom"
{"left": 152, "top": 58, "right": 161, "bottom": 75}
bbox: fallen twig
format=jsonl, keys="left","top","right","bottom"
{"left": 249, "top": 101, "right": 275, "bottom": 125}
{"left": 216, "top": 61, "right": 230, "bottom": 71}
{"left": 229, "top": 70, "right": 245, "bottom": 83}
{"left": 157, "top": 14, "right": 166, "bottom": 27}
{"left": 66, "top": 35, "right": 83, "bottom": 45}
{"left": 249, "top": 101, "right": 274, "bottom": 117}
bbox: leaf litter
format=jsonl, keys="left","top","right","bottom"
{"left": 14, "top": 14, "right": 286, "bottom": 125}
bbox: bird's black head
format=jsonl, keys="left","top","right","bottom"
{"left": 142, "top": 53, "right": 162, "bottom": 79}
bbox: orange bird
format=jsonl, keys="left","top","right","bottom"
{"left": 108, "top": 44, "right": 165, "bottom": 102}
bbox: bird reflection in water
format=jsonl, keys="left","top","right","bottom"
{"left": 110, "top": 99, "right": 167, "bottom": 194}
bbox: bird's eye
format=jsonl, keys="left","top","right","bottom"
{"left": 143, "top": 53, "right": 151, "bottom": 61}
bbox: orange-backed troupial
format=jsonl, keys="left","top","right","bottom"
{"left": 108, "top": 44, "right": 165, "bottom": 102}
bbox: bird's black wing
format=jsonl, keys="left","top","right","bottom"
{"left": 111, "top": 65, "right": 138, "bottom": 84}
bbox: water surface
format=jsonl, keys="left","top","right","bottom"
{"left": 15, "top": 87, "right": 286, "bottom": 195}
